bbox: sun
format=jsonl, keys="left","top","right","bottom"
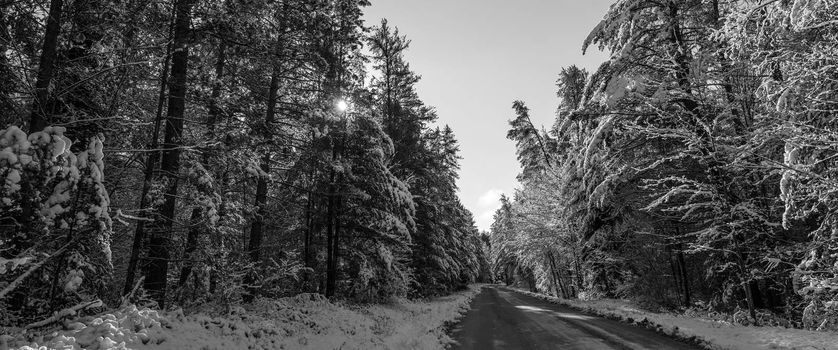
{"left": 336, "top": 99, "right": 349, "bottom": 112}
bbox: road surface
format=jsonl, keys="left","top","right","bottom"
{"left": 450, "top": 286, "right": 702, "bottom": 350}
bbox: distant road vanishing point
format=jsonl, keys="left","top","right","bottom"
{"left": 450, "top": 286, "right": 702, "bottom": 350}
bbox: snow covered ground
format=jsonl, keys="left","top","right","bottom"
{"left": 6, "top": 285, "right": 483, "bottom": 350}
{"left": 513, "top": 288, "right": 838, "bottom": 350}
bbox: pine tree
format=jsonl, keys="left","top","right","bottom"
{"left": 367, "top": 21, "right": 485, "bottom": 297}
{"left": 339, "top": 113, "right": 415, "bottom": 301}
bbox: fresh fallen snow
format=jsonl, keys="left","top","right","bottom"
{"left": 514, "top": 289, "right": 838, "bottom": 350}
{"left": 8, "top": 285, "right": 484, "bottom": 350}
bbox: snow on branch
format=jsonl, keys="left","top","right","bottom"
{"left": 0, "top": 241, "right": 73, "bottom": 300}
{"left": 24, "top": 299, "right": 103, "bottom": 329}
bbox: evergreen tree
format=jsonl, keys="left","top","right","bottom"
{"left": 0, "top": 126, "right": 112, "bottom": 325}
{"left": 367, "top": 21, "right": 486, "bottom": 297}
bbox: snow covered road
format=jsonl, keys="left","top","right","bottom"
{"left": 449, "top": 286, "right": 702, "bottom": 350}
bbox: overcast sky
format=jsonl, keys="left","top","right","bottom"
{"left": 363, "top": 1, "right": 614, "bottom": 231}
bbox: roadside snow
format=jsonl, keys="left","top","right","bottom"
{"left": 514, "top": 289, "right": 838, "bottom": 350}
{"left": 8, "top": 285, "right": 483, "bottom": 350}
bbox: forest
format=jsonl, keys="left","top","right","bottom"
{"left": 0, "top": 0, "right": 491, "bottom": 330}
{"left": 491, "top": 0, "right": 838, "bottom": 332}
{"left": 3, "top": 0, "right": 838, "bottom": 346}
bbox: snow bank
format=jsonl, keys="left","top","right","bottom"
{"left": 513, "top": 289, "right": 838, "bottom": 350}
{"left": 8, "top": 285, "right": 483, "bottom": 350}
{"left": 367, "top": 284, "right": 483, "bottom": 349}
{"left": 6, "top": 305, "right": 167, "bottom": 350}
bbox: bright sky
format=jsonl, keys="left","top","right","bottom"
{"left": 363, "top": 1, "right": 614, "bottom": 232}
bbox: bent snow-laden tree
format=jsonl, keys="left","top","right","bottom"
{"left": 491, "top": 0, "right": 838, "bottom": 330}
{"left": 1, "top": 126, "right": 112, "bottom": 326}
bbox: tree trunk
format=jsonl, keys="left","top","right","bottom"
{"left": 302, "top": 167, "right": 315, "bottom": 290}
{"left": 324, "top": 132, "right": 346, "bottom": 298}
{"left": 61, "top": 0, "right": 108, "bottom": 145}
{"left": 749, "top": 281, "right": 764, "bottom": 309}
{"left": 667, "top": 244, "right": 683, "bottom": 304}
{"left": 206, "top": 42, "right": 226, "bottom": 131}
{"left": 547, "top": 254, "right": 561, "bottom": 298}
{"left": 329, "top": 196, "right": 342, "bottom": 296}
{"left": 177, "top": 208, "right": 201, "bottom": 292}
{"left": 123, "top": 28, "right": 174, "bottom": 295}
{"left": 242, "top": 69, "right": 279, "bottom": 303}
{"left": 744, "top": 281, "right": 757, "bottom": 322}
{"left": 676, "top": 245, "right": 691, "bottom": 306}
{"left": 573, "top": 247, "right": 584, "bottom": 295}
{"left": 547, "top": 251, "right": 567, "bottom": 298}
{"left": 143, "top": 0, "right": 193, "bottom": 308}
{"left": 734, "top": 240, "right": 759, "bottom": 324}
{"left": 325, "top": 116, "right": 349, "bottom": 298}
{"left": 560, "top": 264, "right": 573, "bottom": 298}
{"left": 29, "top": 0, "right": 64, "bottom": 132}
{"left": 325, "top": 168, "right": 337, "bottom": 298}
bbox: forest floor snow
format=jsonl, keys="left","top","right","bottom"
{"left": 7, "top": 285, "right": 484, "bottom": 350}
{"left": 513, "top": 288, "right": 837, "bottom": 350}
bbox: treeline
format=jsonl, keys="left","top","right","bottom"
{"left": 0, "top": 0, "right": 489, "bottom": 328}
{"left": 491, "top": 0, "right": 837, "bottom": 331}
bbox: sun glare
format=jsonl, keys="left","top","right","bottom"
{"left": 336, "top": 99, "right": 349, "bottom": 112}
